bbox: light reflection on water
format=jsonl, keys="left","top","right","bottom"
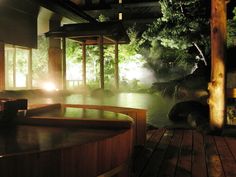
{"left": 19, "top": 92, "right": 175, "bottom": 128}
{"left": 65, "top": 93, "right": 175, "bottom": 127}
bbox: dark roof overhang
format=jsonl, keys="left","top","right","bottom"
{"left": 45, "top": 21, "right": 130, "bottom": 45}
{"left": 36, "top": 0, "right": 97, "bottom": 23}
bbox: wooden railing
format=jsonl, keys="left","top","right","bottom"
{"left": 63, "top": 104, "right": 147, "bottom": 146}
{"left": 227, "top": 88, "right": 236, "bottom": 98}
{"left": 26, "top": 103, "right": 147, "bottom": 145}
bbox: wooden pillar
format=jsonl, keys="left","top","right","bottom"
{"left": 99, "top": 35, "right": 104, "bottom": 89}
{"left": 62, "top": 37, "right": 66, "bottom": 90}
{"left": 114, "top": 42, "right": 119, "bottom": 89}
{"left": 48, "top": 18, "right": 62, "bottom": 90}
{"left": 27, "top": 48, "right": 32, "bottom": 89}
{"left": 82, "top": 42, "right": 86, "bottom": 86}
{"left": 0, "top": 41, "right": 5, "bottom": 91}
{"left": 208, "top": 0, "right": 227, "bottom": 130}
{"left": 13, "top": 47, "right": 16, "bottom": 88}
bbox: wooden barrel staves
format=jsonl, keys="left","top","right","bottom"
{"left": 0, "top": 103, "right": 146, "bottom": 177}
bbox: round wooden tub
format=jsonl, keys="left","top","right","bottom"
{"left": 0, "top": 104, "right": 134, "bottom": 177}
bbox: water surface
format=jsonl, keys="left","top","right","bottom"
{"left": 28, "top": 92, "right": 175, "bottom": 127}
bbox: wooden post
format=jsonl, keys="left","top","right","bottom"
{"left": 208, "top": 0, "right": 227, "bottom": 130}
{"left": 13, "top": 47, "right": 16, "bottom": 88}
{"left": 28, "top": 48, "right": 32, "bottom": 89}
{"left": 48, "top": 18, "right": 62, "bottom": 90}
{"left": 0, "top": 41, "right": 5, "bottom": 91}
{"left": 82, "top": 42, "right": 86, "bottom": 86}
{"left": 99, "top": 35, "right": 104, "bottom": 89}
{"left": 114, "top": 42, "right": 119, "bottom": 89}
{"left": 62, "top": 37, "right": 66, "bottom": 90}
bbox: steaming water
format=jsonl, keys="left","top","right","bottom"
{"left": 0, "top": 90, "right": 178, "bottom": 127}
{"left": 26, "top": 92, "right": 176, "bottom": 128}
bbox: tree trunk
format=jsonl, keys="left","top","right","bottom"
{"left": 99, "top": 35, "right": 104, "bottom": 89}
{"left": 82, "top": 42, "right": 86, "bottom": 87}
{"left": 114, "top": 42, "right": 119, "bottom": 89}
{"left": 208, "top": 0, "right": 227, "bottom": 131}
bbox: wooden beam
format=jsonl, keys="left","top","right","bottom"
{"left": 5, "top": 48, "right": 8, "bottom": 89}
{"left": 45, "top": 21, "right": 130, "bottom": 44}
{"left": 74, "top": 4, "right": 110, "bottom": 11}
{"left": 48, "top": 18, "right": 62, "bottom": 90}
{"left": 103, "top": 36, "right": 116, "bottom": 43}
{"left": 82, "top": 42, "right": 86, "bottom": 86}
{"left": 123, "top": 17, "right": 158, "bottom": 24}
{"left": 37, "top": 0, "right": 97, "bottom": 23}
{"left": 114, "top": 42, "right": 119, "bottom": 89}
{"left": 99, "top": 35, "right": 104, "bottom": 89}
{"left": 13, "top": 47, "right": 16, "bottom": 88}
{"left": 122, "top": 2, "right": 160, "bottom": 8}
{"left": 76, "top": 1, "right": 160, "bottom": 10}
{"left": 62, "top": 37, "right": 67, "bottom": 90}
{"left": 0, "top": 41, "right": 5, "bottom": 91}
{"left": 27, "top": 48, "right": 32, "bottom": 89}
{"left": 208, "top": 0, "right": 227, "bottom": 130}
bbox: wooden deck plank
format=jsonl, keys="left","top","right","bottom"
{"left": 139, "top": 129, "right": 173, "bottom": 177}
{"left": 192, "top": 131, "right": 208, "bottom": 177}
{"left": 175, "top": 130, "right": 193, "bottom": 177}
{"left": 145, "top": 128, "right": 166, "bottom": 151}
{"left": 157, "top": 130, "right": 183, "bottom": 177}
{"left": 133, "top": 128, "right": 165, "bottom": 177}
{"left": 132, "top": 129, "right": 157, "bottom": 162}
{"left": 146, "top": 129, "right": 157, "bottom": 141}
{"left": 225, "top": 137, "right": 236, "bottom": 161}
{"left": 215, "top": 136, "right": 236, "bottom": 177}
{"left": 205, "top": 136, "right": 225, "bottom": 177}
{"left": 133, "top": 128, "right": 236, "bottom": 177}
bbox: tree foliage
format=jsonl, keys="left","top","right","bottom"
{"left": 228, "top": 6, "right": 236, "bottom": 48}
{"left": 143, "top": 0, "right": 210, "bottom": 51}
{"left": 142, "top": 0, "right": 210, "bottom": 69}
{"left": 234, "top": 7, "right": 236, "bottom": 21}
{"left": 66, "top": 39, "right": 82, "bottom": 63}
{"left": 142, "top": 39, "right": 193, "bottom": 80}
{"left": 140, "top": 0, "right": 211, "bottom": 80}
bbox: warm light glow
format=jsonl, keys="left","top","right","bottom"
{"left": 119, "top": 0, "right": 122, "bottom": 4}
{"left": 119, "top": 13, "right": 123, "bottom": 20}
{"left": 16, "top": 73, "right": 27, "bottom": 87}
{"left": 208, "top": 76, "right": 225, "bottom": 129}
{"left": 42, "top": 82, "right": 58, "bottom": 92}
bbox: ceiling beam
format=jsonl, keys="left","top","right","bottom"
{"left": 73, "top": 1, "right": 160, "bottom": 11}
{"left": 73, "top": 4, "right": 111, "bottom": 11}
{"left": 122, "top": 2, "right": 160, "bottom": 8}
{"left": 36, "top": 0, "right": 97, "bottom": 23}
{"left": 123, "top": 17, "right": 157, "bottom": 24}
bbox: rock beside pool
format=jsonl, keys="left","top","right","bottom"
{"left": 151, "top": 61, "right": 210, "bottom": 99}
{"left": 168, "top": 101, "right": 210, "bottom": 132}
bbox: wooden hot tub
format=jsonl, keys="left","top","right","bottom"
{"left": 0, "top": 103, "right": 146, "bottom": 177}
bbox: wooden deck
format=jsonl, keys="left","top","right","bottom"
{"left": 133, "top": 128, "right": 236, "bottom": 177}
